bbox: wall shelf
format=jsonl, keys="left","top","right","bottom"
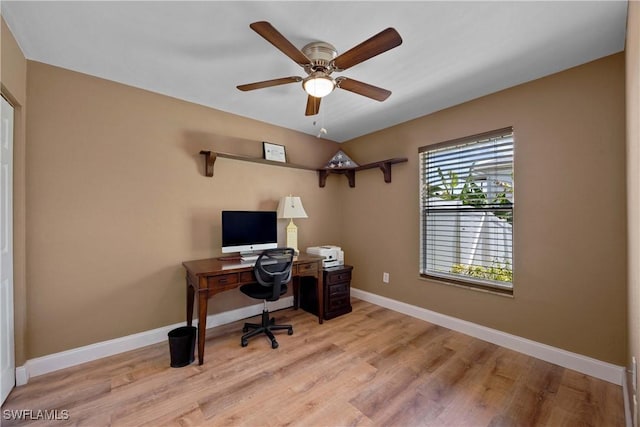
{"left": 199, "top": 150, "right": 407, "bottom": 188}
{"left": 199, "top": 150, "right": 316, "bottom": 177}
{"left": 317, "top": 158, "right": 408, "bottom": 188}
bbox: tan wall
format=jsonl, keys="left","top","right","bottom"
{"left": 627, "top": 0, "right": 640, "bottom": 412}
{"left": 25, "top": 61, "right": 341, "bottom": 358}
{"left": 341, "top": 53, "right": 627, "bottom": 364}
{"left": 1, "top": 17, "right": 28, "bottom": 366}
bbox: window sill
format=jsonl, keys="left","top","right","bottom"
{"left": 419, "top": 274, "right": 514, "bottom": 298}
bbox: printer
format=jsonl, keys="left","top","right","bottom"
{"left": 306, "top": 245, "right": 344, "bottom": 268}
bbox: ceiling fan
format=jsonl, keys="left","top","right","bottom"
{"left": 237, "top": 21, "right": 403, "bottom": 116}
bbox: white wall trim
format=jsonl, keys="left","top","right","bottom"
{"left": 351, "top": 288, "right": 625, "bottom": 385}
{"left": 14, "top": 366, "right": 28, "bottom": 387}
{"left": 15, "top": 297, "right": 293, "bottom": 386}
{"left": 623, "top": 369, "right": 633, "bottom": 427}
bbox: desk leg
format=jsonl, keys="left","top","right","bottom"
{"left": 186, "top": 279, "right": 195, "bottom": 327}
{"left": 292, "top": 277, "right": 300, "bottom": 310}
{"left": 197, "top": 291, "right": 208, "bottom": 365}
{"left": 317, "top": 269, "right": 324, "bottom": 324}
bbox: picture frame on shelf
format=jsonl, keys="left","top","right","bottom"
{"left": 263, "top": 142, "right": 287, "bottom": 163}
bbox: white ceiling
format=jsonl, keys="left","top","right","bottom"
{"left": 1, "top": 1, "right": 628, "bottom": 142}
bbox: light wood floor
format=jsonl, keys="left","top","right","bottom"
{"left": 2, "top": 299, "right": 624, "bottom": 426}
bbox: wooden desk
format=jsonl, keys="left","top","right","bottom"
{"left": 182, "top": 254, "right": 325, "bottom": 364}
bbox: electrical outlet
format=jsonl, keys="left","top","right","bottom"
{"left": 383, "top": 272, "right": 390, "bottom": 283}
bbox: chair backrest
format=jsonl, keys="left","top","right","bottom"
{"left": 253, "top": 248, "right": 295, "bottom": 301}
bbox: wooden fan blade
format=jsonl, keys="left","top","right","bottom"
{"left": 333, "top": 28, "right": 402, "bottom": 71}
{"left": 250, "top": 21, "right": 310, "bottom": 66}
{"left": 305, "top": 95, "right": 321, "bottom": 116}
{"left": 336, "top": 77, "right": 391, "bottom": 101}
{"left": 237, "top": 76, "right": 302, "bottom": 91}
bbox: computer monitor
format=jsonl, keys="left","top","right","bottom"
{"left": 221, "top": 210, "right": 278, "bottom": 255}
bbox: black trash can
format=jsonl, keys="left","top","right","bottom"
{"left": 168, "top": 326, "right": 196, "bottom": 368}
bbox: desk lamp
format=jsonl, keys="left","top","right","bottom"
{"left": 277, "top": 195, "right": 308, "bottom": 254}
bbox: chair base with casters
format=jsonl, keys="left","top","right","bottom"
{"left": 239, "top": 248, "right": 296, "bottom": 349}
{"left": 241, "top": 300, "right": 293, "bottom": 349}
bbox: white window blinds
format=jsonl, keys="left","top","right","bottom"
{"left": 419, "top": 127, "right": 514, "bottom": 293}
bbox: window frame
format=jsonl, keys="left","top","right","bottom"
{"left": 419, "top": 127, "right": 514, "bottom": 295}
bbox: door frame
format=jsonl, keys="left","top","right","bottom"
{"left": 1, "top": 93, "right": 15, "bottom": 404}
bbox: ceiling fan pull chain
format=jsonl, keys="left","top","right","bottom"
{"left": 316, "top": 100, "right": 328, "bottom": 138}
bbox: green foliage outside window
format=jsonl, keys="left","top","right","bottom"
{"left": 450, "top": 261, "right": 513, "bottom": 283}
{"left": 426, "top": 166, "right": 513, "bottom": 223}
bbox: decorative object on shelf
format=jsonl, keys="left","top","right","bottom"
{"left": 324, "top": 150, "right": 358, "bottom": 169}
{"left": 263, "top": 142, "right": 287, "bottom": 163}
{"left": 277, "top": 195, "right": 308, "bottom": 254}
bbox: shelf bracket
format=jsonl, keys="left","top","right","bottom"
{"left": 199, "top": 150, "right": 216, "bottom": 177}
{"left": 379, "top": 161, "right": 392, "bottom": 183}
{"left": 318, "top": 170, "right": 328, "bottom": 188}
{"left": 345, "top": 169, "right": 356, "bottom": 188}
{"left": 318, "top": 169, "right": 356, "bottom": 188}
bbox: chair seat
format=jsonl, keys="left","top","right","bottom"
{"left": 240, "top": 282, "right": 288, "bottom": 301}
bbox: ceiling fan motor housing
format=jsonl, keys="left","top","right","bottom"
{"left": 302, "top": 41, "right": 338, "bottom": 73}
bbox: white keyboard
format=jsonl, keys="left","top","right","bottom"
{"left": 220, "top": 258, "right": 280, "bottom": 270}
{"left": 221, "top": 261, "right": 255, "bottom": 270}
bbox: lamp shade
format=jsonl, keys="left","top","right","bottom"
{"left": 277, "top": 196, "right": 308, "bottom": 219}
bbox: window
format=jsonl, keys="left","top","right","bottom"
{"left": 419, "top": 127, "right": 514, "bottom": 294}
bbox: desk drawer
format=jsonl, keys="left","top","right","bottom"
{"left": 326, "top": 270, "right": 352, "bottom": 285}
{"left": 296, "top": 262, "right": 318, "bottom": 275}
{"left": 208, "top": 273, "right": 238, "bottom": 288}
{"left": 328, "top": 295, "right": 350, "bottom": 312}
{"left": 328, "top": 282, "right": 349, "bottom": 296}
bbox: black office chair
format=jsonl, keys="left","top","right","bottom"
{"left": 240, "top": 248, "right": 295, "bottom": 349}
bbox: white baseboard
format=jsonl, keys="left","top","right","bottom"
{"left": 15, "top": 297, "right": 293, "bottom": 386}
{"left": 351, "top": 288, "right": 625, "bottom": 385}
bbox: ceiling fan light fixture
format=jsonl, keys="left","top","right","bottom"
{"left": 303, "top": 72, "right": 335, "bottom": 98}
